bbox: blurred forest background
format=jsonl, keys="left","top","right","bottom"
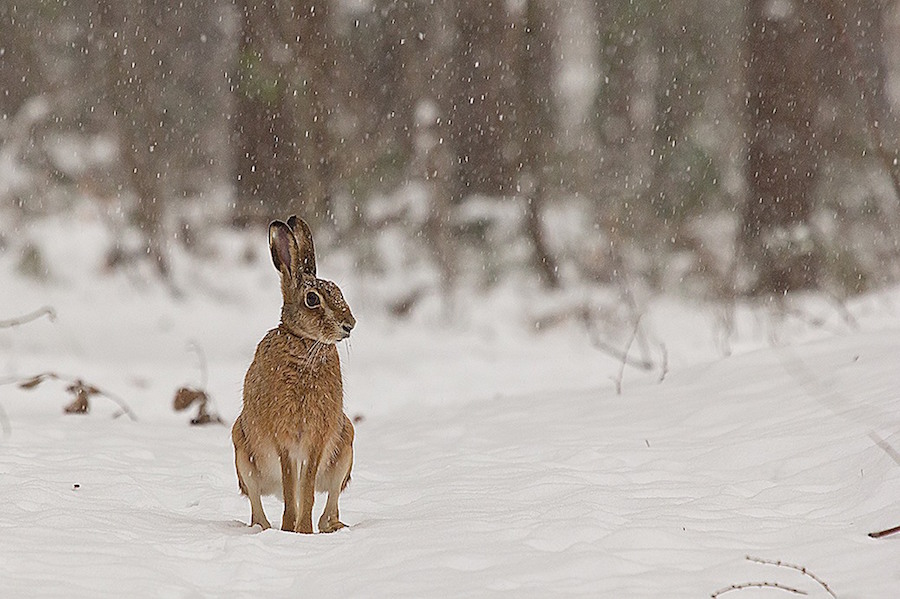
{"left": 3, "top": 0, "right": 900, "bottom": 307}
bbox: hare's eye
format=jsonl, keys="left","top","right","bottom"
{"left": 305, "top": 291, "right": 321, "bottom": 308}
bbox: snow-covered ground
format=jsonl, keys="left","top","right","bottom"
{"left": 2, "top": 212, "right": 899, "bottom": 597}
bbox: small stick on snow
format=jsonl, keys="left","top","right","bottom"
{"left": 0, "top": 306, "right": 56, "bottom": 328}
{"left": 746, "top": 556, "right": 837, "bottom": 598}
{"left": 869, "top": 524, "right": 900, "bottom": 539}
{"left": 711, "top": 582, "right": 807, "bottom": 598}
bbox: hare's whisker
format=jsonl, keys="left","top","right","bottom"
{"left": 298, "top": 340, "right": 317, "bottom": 375}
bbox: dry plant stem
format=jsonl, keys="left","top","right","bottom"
{"left": 0, "top": 306, "right": 56, "bottom": 328}
{"left": 619, "top": 275, "right": 654, "bottom": 367}
{"left": 711, "top": 582, "right": 807, "bottom": 598}
{"left": 779, "top": 305, "right": 845, "bottom": 336}
{"left": 581, "top": 308, "right": 654, "bottom": 371}
{"left": 11, "top": 372, "right": 138, "bottom": 421}
{"left": 746, "top": 556, "right": 837, "bottom": 599}
{"left": 186, "top": 341, "right": 208, "bottom": 388}
{"left": 614, "top": 317, "right": 640, "bottom": 396}
{"left": 867, "top": 431, "right": 900, "bottom": 467}
{"left": 869, "top": 524, "right": 900, "bottom": 539}
{"left": 657, "top": 343, "right": 669, "bottom": 383}
{"left": 780, "top": 350, "right": 900, "bottom": 458}
{"left": 592, "top": 334, "right": 654, "bottom": 371}
{"left": 780, "top": 351, "right": 900, "bottom": 539}
{"left": 74, "top": 380, "right": 138, "bottom": 421}
{"left": 0, "top": 402, "right": 11, "bottom": 438}
{"left": 825, "top": 292, "right": 859, "bottom": 331}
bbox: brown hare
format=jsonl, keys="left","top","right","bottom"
{"left": 232, "top": 215, "right": 356, "bottom": 534}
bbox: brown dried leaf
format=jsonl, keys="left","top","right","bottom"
{"left": 19, "top": 375, "right": 47, "bottom": 389}
{"left": 173, "top": 387, "right": 207, "bottom": 411}
{"left": 64, "top": 390, "right": 90, "bottom": 414}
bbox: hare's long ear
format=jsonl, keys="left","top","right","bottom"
{"left": 269, "top": 220, "right": 300, "bottom": 279}
{"left": 286, "top": 215, "right": 316, "bottom": 277}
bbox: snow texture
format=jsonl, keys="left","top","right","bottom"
{"left": 2, "top": 215, "right": 899, "bottom": 597}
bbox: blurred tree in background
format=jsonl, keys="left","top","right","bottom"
{"left": 2, "top": 0, "right": 900, "bottom": 301}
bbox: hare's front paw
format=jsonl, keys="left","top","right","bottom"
{"left": 320, "top": 521, "right": 346, "bottom": 533}
{"left": 252, "top": 518, "right": 271, "bottom": 531}
{"left": 293, "top": 518, "right": 315, "bottom": 534}
{"left": 318, "top": 517, "right": 347, "bottom": 533}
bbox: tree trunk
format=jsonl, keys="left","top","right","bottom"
{"left": 230, "top": 0, "right": 336, "bottom": 225}
{"left": 98, "top": 0, "right": 171, "bottom": 279}
{"left": 518, "top": 0, "right": 561, "bottom": 288}
{"left": 741, "top": 0, "right": 824, "bottom": 295}
{"left": 446, "top": 0, "right": 517, "bottom": 195}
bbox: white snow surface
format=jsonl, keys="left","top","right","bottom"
{"left": 2, "top": 213, "right": 900, "bottom": 597}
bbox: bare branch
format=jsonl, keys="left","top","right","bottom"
{"left": 711, "top": 582, "right": 807, "bottom": 598}
{"left": 746, "top": 556, "right": 837, "bottom": 599}
{"left": 0, "top": 306, "right": 56, "bottom": 328}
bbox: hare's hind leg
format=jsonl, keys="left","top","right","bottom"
{"left": 318, "top": 444, "right": 353, "bottom": 533}
{"left": 233, "top": 425, "right": 271, "bottom": 530}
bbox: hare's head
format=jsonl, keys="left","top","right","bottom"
{"left": 268, "top": 215, "right": 355, "bottom": 344}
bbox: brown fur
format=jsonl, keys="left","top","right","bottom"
{"left": 232, "top": 216, "right": 355, "bottom": 533}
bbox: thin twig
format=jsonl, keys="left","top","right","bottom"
{"left": 613, "top": 317, "right": 641, "bottom": 396}
{"left": 186, "top": 341, "right": 208, "bottom": 389}
{"left": 779, "top": 306, "right": 846, "bottom": 336}
{"left": 825, "top": 292, "right": 859, "bottom": 331}
{"left": 711, "top": 582, "right": 807, "bottom": 598}
{"left": 6, "top": 372, "right": 138, "bottom": 421}
{"left": 869, "top": 524, "right": 900, "bottom": 539}
{"left": 746, "top": 556, "right": 837, "bottom": 599}
{"left": 592, "top": 335, "right": 655, "bottom": 371}
{"left": 867, "top": 431, "right": 900, "bottom": 467}
{"left": 658, "top": 343, "right": 669, "bottom": 383}
{"left": 780, "top": 350, "right": 900, "bottom": 539}
{"left": 0, "top": 306, "right": 56, "bottom": 328}
{"left": 582, "top": 308, "right": 654, "bottom": 371}
{"left": 93, "top": 384, "right": 139, "bottom": 422}
{"left": 0, "top": 402, "right": 10, "bottom": 438}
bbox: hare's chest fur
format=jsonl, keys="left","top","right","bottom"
{"left": 241, "top": 328, "right": 345, "bottom": 450}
